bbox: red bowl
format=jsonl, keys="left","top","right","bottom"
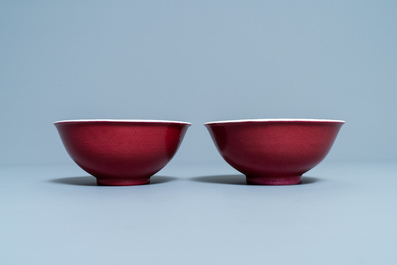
{"left": 205, "top": 119, "right": 344, "bottom": 185}
{"left": 55, "top": 119, "right": 191, "bottom": 186}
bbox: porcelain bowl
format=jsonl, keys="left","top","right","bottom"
{"left": 55, "top": 119, "right": 191, "bottom": 186}
{"left": 205, "top": 119, "right": 344, "bottom": 185}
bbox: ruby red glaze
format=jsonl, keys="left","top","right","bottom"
{"left": 55, "top": 120, "right": 190, "bottom": 186}
{"left": 205, "top": 119, "right": 344, "bottom": 185}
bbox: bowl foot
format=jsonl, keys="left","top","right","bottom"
{"left": 96, "top": 177, "right": 150, "bottom": 186}
{"left": 246, "top": 175, "right": 302, "bottom": 185}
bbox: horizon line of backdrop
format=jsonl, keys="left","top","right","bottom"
{"left": 1, "top": 1, "right": 396, "bottom": 166}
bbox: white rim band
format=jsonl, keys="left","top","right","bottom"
{"left": 54, "top": 119, "right": 191, "bottom": 125}
{"left": 205, "top": 119, "right": 345, "bottom": 125}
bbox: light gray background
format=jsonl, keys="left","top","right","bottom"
{"left": 2, "top": 2, "right": 397, "bottom": 265}
{"left": 1, "top": 0, "right": 397, "bottom": 165}
{"left": 2, "top": 162, "right": 397, "bottom": 265}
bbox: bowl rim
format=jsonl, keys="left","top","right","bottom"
{"left": 205, "top": 118, "right": 345, "bottom": 126}
{"left": 54, "top": 119, "right": 191, "bottom": 126}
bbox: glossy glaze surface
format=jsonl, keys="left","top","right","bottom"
{"left": 55, "top": 120, "right": 190, "bottom": 185}
{"left": 205, "top": 119, "right": 344, "bottom": 185}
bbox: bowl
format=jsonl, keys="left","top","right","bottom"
{"left": 55, "top": 119, "right": 191, "bottom": 186}
{"left": 205, "top": 119, "right": 345, "bottom": 185}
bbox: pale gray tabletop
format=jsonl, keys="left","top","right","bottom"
{"left": 1, "top": 161, "right": 396, "bottom": 265}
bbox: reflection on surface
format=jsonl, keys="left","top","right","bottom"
{"left": 50, "top": 176, "right": 177, "bottom": 186}
{"left": 191, "top": 175, "right": 321, "bottom": 185}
